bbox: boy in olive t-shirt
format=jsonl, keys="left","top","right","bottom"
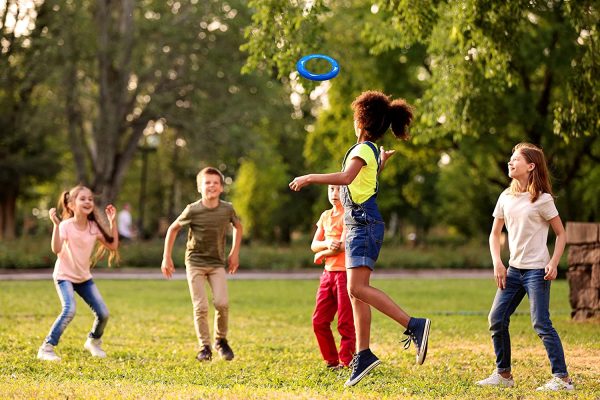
{"left": 161, "top": 167, "right": 243, "bottom": 362}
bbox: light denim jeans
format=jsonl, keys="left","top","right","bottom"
{"left": 488, "top": 266, "right": 568, "bottom": 377}
{"left": 44, "top": 279, "right": 109, "bottom": 346}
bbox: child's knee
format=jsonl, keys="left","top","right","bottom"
{"left": 193, "top": 303, "right": 209, "bottom": 316}
{"left": 347, "top": 284, "right": 366, "bottom": 300}
{"left": 61, "top": 304, "right": 76, "bottom": 321}
{"left": 97, "top": 308, "right": 109, "bottom": 323}
{"left": 213, "top": 301, "right": 229, "bottom": 312}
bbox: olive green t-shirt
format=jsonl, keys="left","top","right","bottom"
{"left": 177, "top": 200, "right": 240, "bottom": 268}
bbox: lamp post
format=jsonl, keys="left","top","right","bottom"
{"left": 137, "top": 133, "right": 160, "bottom": 238}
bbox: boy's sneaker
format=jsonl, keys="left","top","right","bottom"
{"left": 536, "top": 377, "right": 574, "bottom": 391}
{"left": 196, "top": 345, "right": 212, "bottom": 362}
{"left": 402, "top": 317, "right": 431, "bottom": 365}
{"left": 476, "top": 371, "right": 515, "bottom": 387}
{"left": 84, "top": 337, "right": 107, "bottom": 358}
{"left": 344, "top": 349, "right": 381, "bottom": 387}
{"left": 214, "top": 338, "right": 234, "bottom": 361}
{"left": 37, "top": 343, "right": 61, "bottom": 361}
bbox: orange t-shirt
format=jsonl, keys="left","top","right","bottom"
{"left": 53, "top": 218, "right": 100, "bottom": 283}
{"left": 316, "top": 208, "right": 346, "bottom": 272}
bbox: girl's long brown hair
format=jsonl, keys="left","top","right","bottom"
{"left": 508, "top": 143, "right": 553, "bottom": 203}
{"left": 57, "top": 185, "right": 120, "bottom": 267}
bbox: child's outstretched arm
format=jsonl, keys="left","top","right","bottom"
{"left": 228, "top": 220, "right": 243, "bottom": 274}
{"left": 289, "top": 158, "right": 364, "bottom": 191}
{"left": 161, "top": 221, "right": 182, "bottom": 279}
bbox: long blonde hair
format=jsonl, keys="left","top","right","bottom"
{"left": 508, "top": 143, "right": 553, "bottom": 203}
{"left": 57, "top": 185, "right": 120, "bottom": 267}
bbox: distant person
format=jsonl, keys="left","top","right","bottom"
{"left": 37, "top": 185, "right": 119, "bottom": 361}
{"left": 289, "top": 91, "right": 431, "bottom": 387}
{"left": 476, "top": 143, "right": 573, "bottom": 391}
{"left": 311, "top": 185, "right": 355, "bottom": 370}
{"left": 161, "top": 167, "right": 243, "bottom": 362}
{"left": 118, "top": 203, "right": 135, "bottom": 241}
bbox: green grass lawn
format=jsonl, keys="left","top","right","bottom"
{"left": 0, "top": 279, "right": 598, "bottom": 399}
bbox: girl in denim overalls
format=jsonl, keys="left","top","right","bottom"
{"left": 290, "top": 91, "right": 431, "bottom": 387}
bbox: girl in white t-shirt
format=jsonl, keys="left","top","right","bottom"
{"left": 476, "top": 143, "right": 573, "bottom": 391}
{"left": 37, "top": 185, "right": 119, "bottom": 361}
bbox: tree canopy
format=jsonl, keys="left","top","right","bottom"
{"left": 242, "top": 0, "right": 600, "bottom": 236}
{"left": 2, "top": 0, "right": 598, "bottom": 242}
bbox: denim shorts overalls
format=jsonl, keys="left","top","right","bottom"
{"left": 340, "top": 141, "right": 385, "bottom": 270}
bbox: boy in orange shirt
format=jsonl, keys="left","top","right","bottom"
{"left": 311, "top": 185, "right": 355, "bottom": 369}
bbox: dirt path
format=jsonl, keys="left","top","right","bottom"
{"left": 0, "top": 268, "right": 491, "bottom": 281}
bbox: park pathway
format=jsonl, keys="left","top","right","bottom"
{"left": 0, "top": 268, "right": 490, "bottom": 281}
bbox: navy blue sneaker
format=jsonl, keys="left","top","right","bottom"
{"left": 402, "top": 317, "right": 431, "bottom": 365}
{"left": 344, "top": 349, "right": 381, "bottom": 387}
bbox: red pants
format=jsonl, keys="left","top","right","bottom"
{"left": 312, "top": 270, "right": 356, "bottom": 366}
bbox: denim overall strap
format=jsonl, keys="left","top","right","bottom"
{"left": 341, "top": 141, "right": 380, "bottom": 206}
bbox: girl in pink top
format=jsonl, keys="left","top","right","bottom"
{"left": 37, "top": 185, "right": 119, "bottom": 361}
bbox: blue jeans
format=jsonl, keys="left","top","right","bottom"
{"left": 488, "top": 267, "right": 568, "bottom": 377}
{"left": 45, "top": 279, "right": 109, "bottom": 346}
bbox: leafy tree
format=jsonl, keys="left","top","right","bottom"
{"left": 242, "top": 0, "right": 600, "bottom": 236}
{"left": 0, "top": 0, "right": 62, "bottom": 239}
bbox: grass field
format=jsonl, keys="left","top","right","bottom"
{"left": 0, "top": 278, "right": 598, "bottom": 399}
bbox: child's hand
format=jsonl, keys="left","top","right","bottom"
{"left": 544, "top": 263, "right": 558, "bottom": 280}
{"left": 380, "top": 146, "right": 396, "bottom": 163}
{"left": 228, "top": 253, "right": 239, "bottom": 274}
{"left": 289, "top": 175, "right": 310, "bottom": 191}
{"left": 493, "top": 262, "right": 507, "bottom": 289}
{"left": 48, "top": 208, "right": 60, "bottom": 226}
{"left": 161, "top": 258, "right": 175, "bottom": 279}
{"left": 328, "top": 240, "right": 342, "bottom": 252}
{"left": 105, "top": 204, "right": 117, "bottom": 222}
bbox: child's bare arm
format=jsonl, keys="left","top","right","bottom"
{"left": 228, "top": 219, "right": 243, "bottom": 274}
{"left": 49, "top": 208, "right": 62, "bottom": 254}
{"left": 161, "top": 221, "right": 182, "bottom": 279}
{"left": 311, "top": 224, "right": 328, "bottom": 252}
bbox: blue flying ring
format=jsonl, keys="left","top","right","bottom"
{"left": 296, "top": 54, "right": 340, "bottom": 81}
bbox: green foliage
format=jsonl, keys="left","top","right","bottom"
{"left": 0, "top": 236, "right": 525, "bottom": 271}
{"left": 242, "top": 0, "right": 600, "bottom": 235}
{"left": 0, "top": 0, "right": 63, "bottom": 237}
{"left": 1, "top": 279, "right": 598, "bottom": 398}
{"left": 242, "top": 0, "right": 329, "bottom": 82}
{"left": 231, "top": 156, "right": 289, "bottom": 240}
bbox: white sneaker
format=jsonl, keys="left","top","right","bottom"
{"left": 84, "top": 337, "right": 107, "bottom": 358}
{"left": 476, "top": 371, "right": 515, "bottom": 387}
{"left": 37, "top": 343, "right": 61, "bottom": 361}
{"left": 536, "top": 377, "right": 574, "bottom": 391}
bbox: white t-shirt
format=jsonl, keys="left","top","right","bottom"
{"left": 493, "top": 190, "right": 559, "bottom": 269}
{"left": 118, "top": 209, "right": 133, "bottom": 238}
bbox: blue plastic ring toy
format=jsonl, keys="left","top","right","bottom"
{"left": 296, "top": 54, "right": 340, "bottom": 81}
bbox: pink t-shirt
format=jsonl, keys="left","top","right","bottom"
{"left": 53, "top": 218, "right": 100, "bottom": 283}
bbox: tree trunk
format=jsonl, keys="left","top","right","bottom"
{"left": 0, "top": 186, "right": 17, "bottom": 240}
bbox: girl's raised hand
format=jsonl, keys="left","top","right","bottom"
{"left": 48, "top": 208, "right": 60, "bottom": 226}
{"left": 380, "top": 146, "right": 396, "bottom": 161}
{"left": 105, "top": 204, "right": 117, "bottom": 222}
